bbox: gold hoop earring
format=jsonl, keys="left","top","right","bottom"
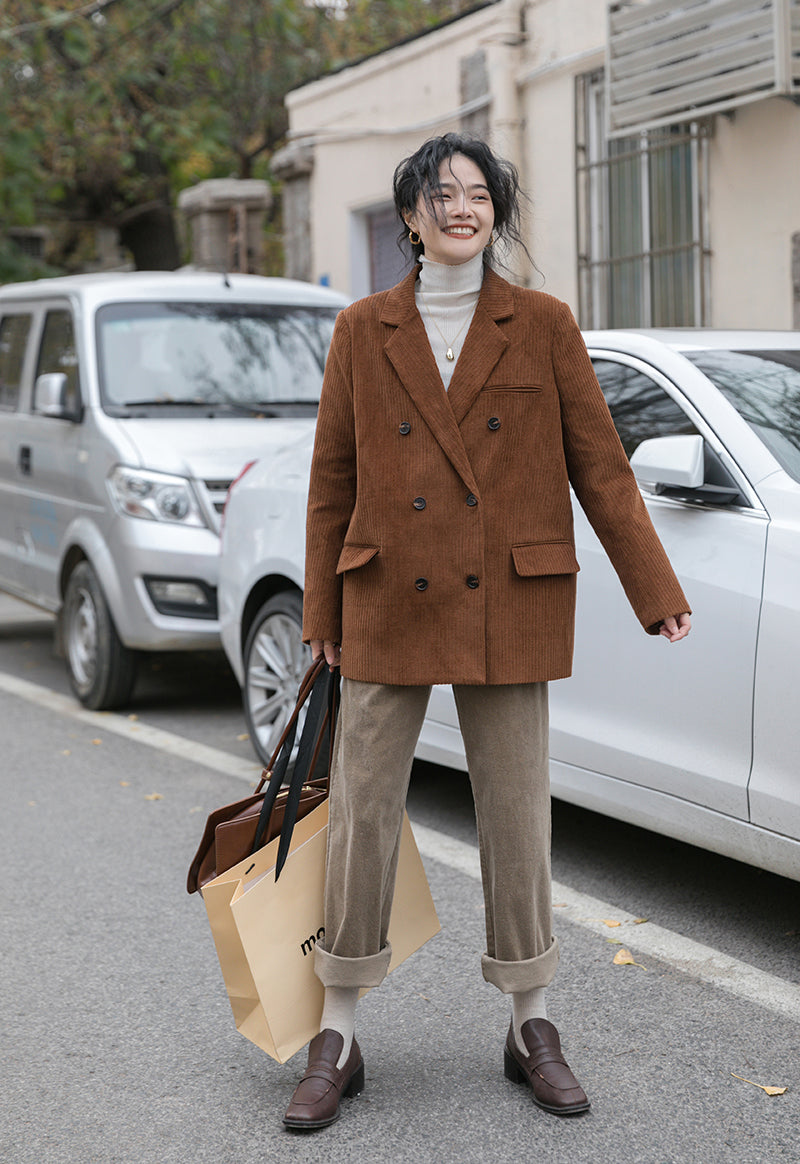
{"left": 487, "top": 232, "right": 496, "bottom": 247}
{"left": 408, "top": 229, "right": 421, "bottom": 246}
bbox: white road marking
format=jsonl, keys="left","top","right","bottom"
{"left": 0, "top": 670, "right": 262, "bottom": 782}
{"left": 411, "top": 822, "right": 800, "bottom": 1027}
{"left": 2, "top": 668, "right": 798, "bottom": 1026}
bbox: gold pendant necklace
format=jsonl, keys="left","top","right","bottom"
{"left": 419, "top": 290, "right": 472, "bottom": 361}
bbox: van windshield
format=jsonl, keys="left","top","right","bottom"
{"left": 96, "top": 301, "right": 339, "bottom": 415}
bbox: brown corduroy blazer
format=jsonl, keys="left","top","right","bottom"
{"left": 302, "top": 266, "right": 689, "bottom": 685}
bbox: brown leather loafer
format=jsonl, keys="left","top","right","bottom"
{"left": 283, "top": 1030, "right": 364, "bottom": 1130}
{"left": 504, "top": 1018, "right": 591, "bottom": 1116}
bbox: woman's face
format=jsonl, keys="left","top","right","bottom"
{"left": 405, "top": 153, "right": 495, "bottom": 266}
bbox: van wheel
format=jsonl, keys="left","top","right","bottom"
{"left": 64, "top": 561, "right": 138, "bottom": 710}
{"left": 243, "top": 591, "right": 312, "bottom": 767}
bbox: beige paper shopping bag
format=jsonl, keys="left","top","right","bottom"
{"left": 201, "top": 800, "right": 440, "bottom": 1063}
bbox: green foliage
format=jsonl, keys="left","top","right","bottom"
{"left": 0, "top": 0, "right": 479, "bottom": 276}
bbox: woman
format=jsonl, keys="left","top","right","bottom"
{"left": 283, "top": 134, "right": 691, "bottom": 1129}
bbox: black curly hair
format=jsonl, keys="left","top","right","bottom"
{"left": 392, "top": 133, "right": 528, "bottom": 268}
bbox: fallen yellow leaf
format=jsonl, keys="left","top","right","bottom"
{"left": 27, "top": 801, "right": 37, "bottom": 807}
{"left": 613, "top": 948, "right": 647, "bottom": 969}
{"left": 91, "top": 738, "right": 102, "bottom": 746}
{"left": 763, "top": 1087, "right": 788, "bottom": 1096}
{"left": 61, "top": 749, "right": 71, "bottom": 756}
{"left": 144, "top": 792, "right": 163, "bottom": 801}
{"left": 237, "top": 733, "right": 249, "bottom": 741}
{"left": 602, "top": 919, "right": 622, "bottom": 928}
{"left": 128, "top": 714, "right": 139, "bottom": 721}
{"left": 633, "top": 917, "right": 648, "bottom": 925}
{"left": 730, "top": 1073, "right": 788, "bottom": 1096}
{"left": 119, "top": 781, "right": 130, "bottom": 787}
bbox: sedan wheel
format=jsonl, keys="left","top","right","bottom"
{"left": 243, "top": 591, "right": 312, "bottom": 767}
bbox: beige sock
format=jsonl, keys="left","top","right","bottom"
{"left": 320, "top": 985, "right": 359, "bottom": 1069}
{"left": 512, "top": 987, "right": 547, "bottom": 1054}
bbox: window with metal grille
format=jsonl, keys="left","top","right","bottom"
{"left": 576, "top": 70, "right": 710, "bottom": 328}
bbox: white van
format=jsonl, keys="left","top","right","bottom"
{"left": 0, "top": 271, "right": 346, "bottom": 709}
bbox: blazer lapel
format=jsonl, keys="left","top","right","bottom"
{"left": 382, "top": 269, "right": 479, "bottom": 492}
{"left": 446, "top": 268, "right": 513, "bottom": 425}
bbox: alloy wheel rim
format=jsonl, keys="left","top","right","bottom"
{"left": 246, "top": 612, "right": 311, "bottom": 760}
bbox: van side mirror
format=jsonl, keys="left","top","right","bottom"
{"left": 35, "top": 372, "right": 82, "bottom": 421}
{"left": 631, "top": 434, "right": 741, "bottom": 506}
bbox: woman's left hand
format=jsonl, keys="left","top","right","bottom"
{"left": 659, "top": 612, "right": 691, "bottom": 642}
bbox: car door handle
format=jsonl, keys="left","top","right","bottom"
{"left": 18, "top": 445, "right": 31, "bottom": 475}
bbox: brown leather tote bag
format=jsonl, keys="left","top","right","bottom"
{"left": 187, "top": 656, "right": 339, "bottom": 894}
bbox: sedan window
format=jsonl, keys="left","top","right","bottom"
{"left": 683, "top": 350, "right": 800, "bottom": 484}
{"left": 591, "top": 358, "right": 699, "bottom": 458}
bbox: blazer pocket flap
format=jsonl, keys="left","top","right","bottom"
{"left": 512, "top": 541, "right": 580, "bottom": 577}
{"left": 336, "top": 544, "right": 380, "bottom": 575}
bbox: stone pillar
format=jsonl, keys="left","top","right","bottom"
{"left": 271, "top": 141, "right": 315, "bottom": 282}
{"left": 177, "top": 179, "right": 272, "bottom": 273}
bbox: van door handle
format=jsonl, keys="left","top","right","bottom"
{"left": 18, "top": 446, "right": 31, "bottom": 475}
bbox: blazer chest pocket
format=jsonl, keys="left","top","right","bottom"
{"left": 484, "top": 383, "right": 544, "bottom": 394}
{"left": 336, "top": 544, "right": 380, "bottom": 574}
{"left": 512, "top": 541, "right": 580, "bottom": 577}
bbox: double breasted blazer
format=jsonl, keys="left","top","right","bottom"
{"left": 302, "top": 265, "right": 689, "bottom": 686}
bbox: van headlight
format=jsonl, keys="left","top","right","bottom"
{"left": 108, "top": 466, "right": 207, "bottom": 527}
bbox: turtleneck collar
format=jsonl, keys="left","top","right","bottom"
{"left": 418, "top": 252, "right": 485, "bottom": 294}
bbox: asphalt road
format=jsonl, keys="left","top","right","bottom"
{"left": 1, "top": 595, "right": 798, "bottom": 1164}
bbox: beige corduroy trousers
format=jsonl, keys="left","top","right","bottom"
{"left": 314, "top": 678, "right": 560, "bottom": 994}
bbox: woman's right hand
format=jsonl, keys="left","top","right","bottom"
{"left": 310, "top": 639, "right": 341, "bottom": 669}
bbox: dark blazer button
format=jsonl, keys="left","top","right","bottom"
{"left": 466, "top": 493, "right": 477, "bottom": 507}
{"left": 466, "top": 575, "right": 480, "bottom": 589}
{"left": 487, "top": 417, "right": 501, "bottom": 431}
{"left": 413, "top": 496, "right": 426, "bottom": 510}
{"left": 399, "top": 421, "right": 411, "bottom": 434}
{"left": 415, "top": 577, "right": 428, "bottom": 591}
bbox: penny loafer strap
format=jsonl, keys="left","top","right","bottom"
{"left": 301, "top": 1063, "right": 345, "bottom": 1089}
{"left": 526, "top": 1049, "right": 569, "bottom": 1073}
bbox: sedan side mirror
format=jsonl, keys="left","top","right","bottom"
{"left": 34, "top": 372, "right": 82, "bottom": 421}
{"left": 631, "top": 434, "right": 742, "bottom": 506}
{"left": 631, "top": 434, "right": 704, "bottom": 488}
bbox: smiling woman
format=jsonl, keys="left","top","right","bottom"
{"left": 272, "top": 131, "right": 691, "bottom": 1133}
{"left": 403, "top": 154, "right": 495, "bottom": 266}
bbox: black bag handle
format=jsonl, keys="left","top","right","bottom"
{"left": 252, "top": 655, "right": 327, "bottom": 796}
{"left": 249, "top": 657, "right": 340, "bottom": 878}
{"left": 273, "top": 666, "right": 339, "bottom": 878}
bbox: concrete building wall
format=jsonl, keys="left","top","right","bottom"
{"left": 285, "top": 2, "right": 524, "bottom": 294}
{"left": 283, "top": 0, "right": 800, "bottom": 330}
{"left": 709, "top": 97, "right": 800, "bottom": 330}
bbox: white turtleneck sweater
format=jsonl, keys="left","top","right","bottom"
{"left": 415, "top": 252, "right": 485, "bottom": 390}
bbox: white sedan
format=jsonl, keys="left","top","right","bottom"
{"left": 219, "top": 329, "right": 800, "bottom": 882}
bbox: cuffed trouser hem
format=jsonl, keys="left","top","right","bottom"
{"left": 481, "top": 936, "right": 560, "bottom": 993}
{"left": 314, "top": 942, "right": 393, "bottom": 989}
